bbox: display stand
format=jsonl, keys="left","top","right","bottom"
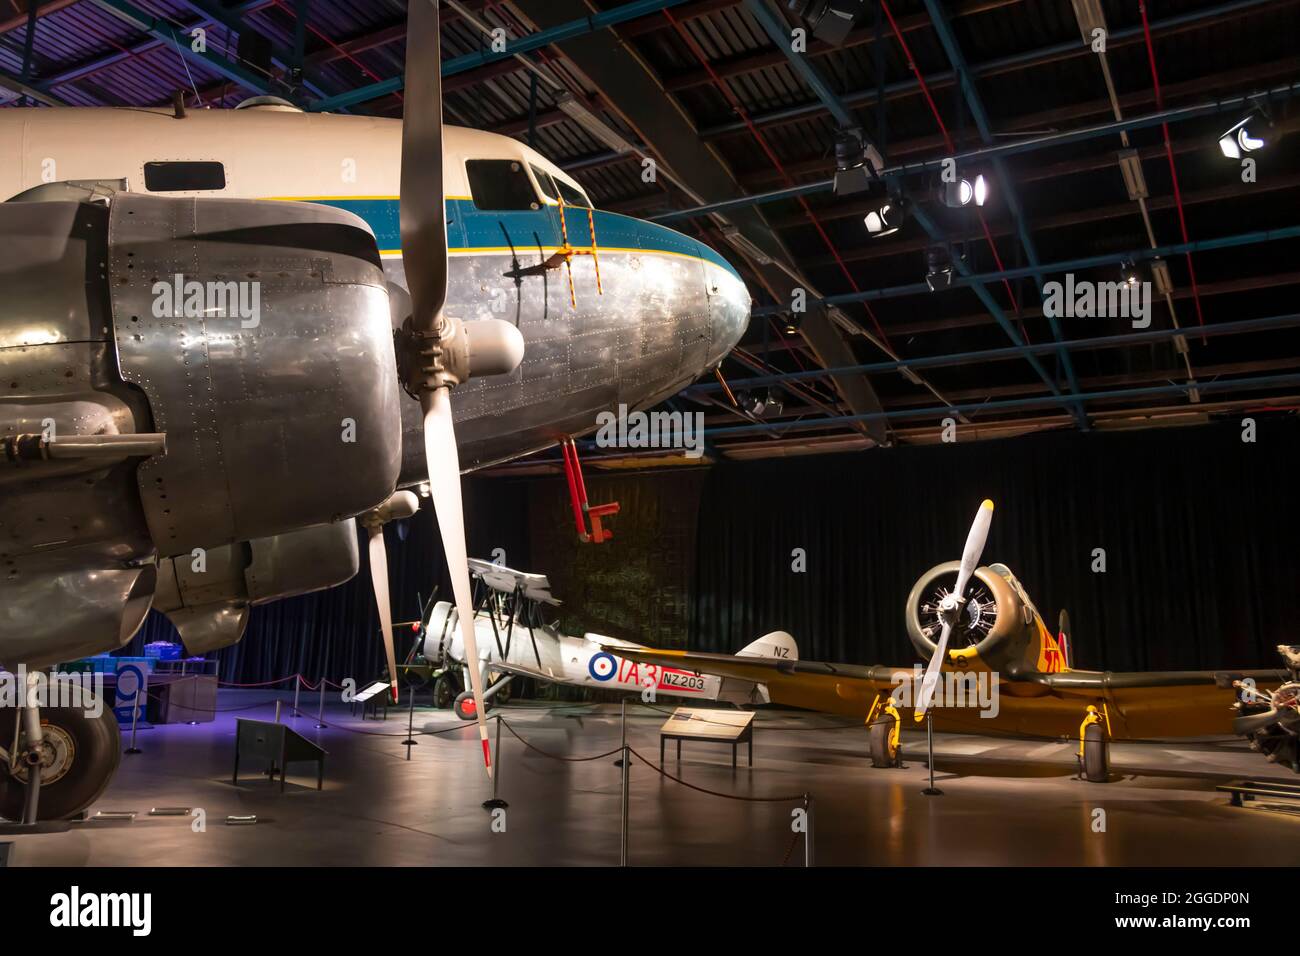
{"left": 481, "top": 716, "right": 508, "bottom": 811}
{"left": 232, "top": 718, "right": 326, "bottom": 792}
{"left": 658, "top": 707, "right": 754, "bottom": 768}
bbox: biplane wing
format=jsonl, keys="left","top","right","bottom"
{"left": 467, "top": 558, "right": 560, "bottom": 605}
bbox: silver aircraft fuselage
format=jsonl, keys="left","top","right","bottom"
{"left": 0, "top": 107, "right": 750, "bottom": 667}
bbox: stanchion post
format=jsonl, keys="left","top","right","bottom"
{"left": 125, "top": 693, "right": 142, "bottom": 755}
{"left": 803, "top": 794, "right": 814, "bottom": 868}
{"left": 482, "top": 715, "right": 508, "bottom": 810}
{"left": 274, "top": 700, "right": 282, "bottom": 724}
{"left": 620, "top": 699, "right": 629, "bottom": 866}
{"left": 315, "top": 679, "right": 326, "bottom": 729}
{"left": 922, "top": 710, "right": 943, "bottom": 796}
{"left": 403, "top": 686, "right": 419, "bottom": 754}
{"left": 293, "top": 674, "right": 301, "bottom": 718}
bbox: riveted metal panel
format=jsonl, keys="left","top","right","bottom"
{"left": 106, "top": 193, "right": 401, "bottom": 557}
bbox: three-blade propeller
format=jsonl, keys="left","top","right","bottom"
{"left": 914, "top": 499, "right": 994, "bottom": 722}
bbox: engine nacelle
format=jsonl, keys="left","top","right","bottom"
{"left": 106, "top": 192, "right": 402, "bottom": 557}
{"left": 906, "top": 561, "right": 1039, "bottom": 674}
{"left": 155, "top": 520, "right": 360, "bottom": 655}
{"left": 0, "top": 192, "right": 398, "bottom": 667}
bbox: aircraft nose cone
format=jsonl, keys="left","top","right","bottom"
{"left": 708, "top": 268, "right": 751, "bottom": 367}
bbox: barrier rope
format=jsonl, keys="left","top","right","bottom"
{"left": 626, "top": 746, "right": 806, "bottom": 803}
{"left": 499, "top": 718, "right": 623, "bottom": 762}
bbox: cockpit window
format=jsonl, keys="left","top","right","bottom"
{"left": 143, "top": 161, "right": 225, "bottom": 192}
{"left": 466, "top": 159, "right": 541, "bottom": 211}
{"left": 554, "top": 178, "right": 592, "bottom": 209}
{"left": 530, "top": 165, "right": 559, "bottom": 202}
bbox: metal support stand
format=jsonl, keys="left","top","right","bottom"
{"left": 482, "top": 716, "right": 508, "bottom": 810}
{"left": 619, "top": 699, "right": 629, "bottom": 866}
{"left": 315, "top": 680, "right": 326, "bottom": 729}
{"left": 20, "top": 677, "right": 43, "bottom": 823}
{"left": 292, "top": 674, "right": 301, "bottom": 718}
{"left": 274, "top": 700, "right": 282, "bottom": 724}
{"left": 922, "top": 710, "right": 943, "bottom": 796}
{"left": 403, "top": 688, "right": 419, "bottom": 755}
{"left": 803, "top": 794, "right": 814, "bottom": 867}
{"left": 124, "top": 696, "right": 142, "bottom": 755}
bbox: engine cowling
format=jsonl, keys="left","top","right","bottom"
{"left": 155, "top": 520, "right": 360, "bottom": 655}
{"left": 906, "top": 561, "right": 1037, "bottom": 674}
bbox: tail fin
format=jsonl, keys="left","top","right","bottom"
{"left": 737, "top": 630, "right": 798, "bottom": 661}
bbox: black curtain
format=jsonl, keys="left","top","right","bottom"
{"left": 128, "top": 476, "right": 532, "bottom": 685}
{"left": 689, "top": 418, "right": 1299, "bottom": 673}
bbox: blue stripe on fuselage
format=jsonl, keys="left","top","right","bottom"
{"left": 296, "top": 197, "right": 742, "bottom": 281}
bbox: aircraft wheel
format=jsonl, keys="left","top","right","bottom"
{"left": 432, "top": 675, "right": 456, "bottom": 710}
{"left": 453, "top": 691, "right": 487, "bottom": 722}
{"left": 1082, "top": 722, "right": 1109, "bottom": 783}
{"left": 0, "top": 699, "right": 121, "bottom": 821}
{"left": 869, "top": 717, "right": 899, "bottom": 768}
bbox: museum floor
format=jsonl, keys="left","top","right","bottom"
{"left": 5, "top": 694, "right": 1298, "bottom": 866}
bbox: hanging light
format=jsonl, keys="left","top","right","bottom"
{"left": 925, "top": 245, "right": 954, "bottom": 292}
{"left": 1219, "top": 114, "right": 1266, "bottom": 159}
{"left": 939, "top": 173, "right": 988, "bottom": 208}
{"left": 865, "top": 197, "right": 907, "bottom": 238}
{"left": 1120, "top": 259, "right": 1141, "bottom": 287}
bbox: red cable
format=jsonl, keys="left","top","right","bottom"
{"left": 661, "top": 9, "right": 893, "bottom": 352}
{"left": 1138, "top": 0, "right": 1206, "bottom": 338}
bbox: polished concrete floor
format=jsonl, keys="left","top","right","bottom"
{"left": 4, "top": 692, "right": 1299, "bottom": 866}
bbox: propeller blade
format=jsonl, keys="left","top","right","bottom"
{"left": 954, "top": 498, "right": 994, "bottom": 600}
{"left": 399, "top": 0, "right": 448, "bottom": 335}
{"left": 424, "top": 388, "right": 493, "bottom": 778}
{"left": 915, "top": 499, "right": 995, "bottom": 722}
{"left": 367, "top": 527, "right": 400, "bottom": 703}
{"left": 1234, "top": 708, "right": 1282, "bottom": 735}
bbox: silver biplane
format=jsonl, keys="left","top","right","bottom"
{"left": 417, "top": 559, "right": 796, "bottom": 720}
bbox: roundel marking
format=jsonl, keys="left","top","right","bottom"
{"left": 588, "top": 652, "right": 617, "bottom": 681}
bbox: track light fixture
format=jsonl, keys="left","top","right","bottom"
{"left": 785, "top": 0, "right": 867, "bottom": 47}
{"left": 833, "top": 128, "right": 882, "bottom": 196}
{"left": 925, "top": 245, "right": 954, "bottom": 292}
{"left": 1219, "top": 113, "right": 1267, "bottom": 159}
{"left": 738, "top": 388, "right": 784, "bottom": 418}
{"left": 938, "top": 173, "right": 988, "bottom": 208}
{"left": 1120, "top": 258, "right": 1141, "bottom": 287}
{"left": 865, "top": 196, "right": 908, "bottom": 238}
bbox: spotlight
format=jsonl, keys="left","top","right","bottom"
{"left": 786, "top": 0, "right": 866, "bottom": 47}
{"left": 782, "top": 313, "right": 801, "bottom": 335}
{"left": 738, "top": 388, "right": 784, "bottom": 418}
{"left": 865, "top": 197, "right": 907, "bottom": 238}
{"left": 938, "top": 174, "right": 988, "bottom": 207}
{"left": 1120, "top": 259, "right": 1141, "bottom": 287}
{"left": 925, "top": 245, "right": 954, "bottom": 292}
{"left": 1219, "top": 114, "right": 1267, "bottom": 159}
{"left": 833, "top": 128, "right": 882, "bottom": 196}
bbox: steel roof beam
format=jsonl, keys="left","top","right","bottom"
{"left": 308, "top": 0, "right": 693, "bottom": 113}
{"left": 921, "top": 0, "right": 1085, "bottom": 424}
{"left": 699, "top": 0, "right": 1278, "bottom": 140}
{"left": 88, "top": 0, "right": 281, "bottom": 96}
{"left": 653, "top": 78, "right": 1300, "bottom": 223}
{"left": 751, "top": 223, "right": 1300, "bottom": 314}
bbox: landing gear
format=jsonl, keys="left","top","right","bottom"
{"left": 0, "top": 690, "right": 120, "bottom": 822}
{"left": 453, "top": 690, "right": 480, "bottom": 721}
{"left": 432, "top": 673, "right": 456, "bottom": 710}
{"left": 1078, "top": 705, "right": 1110, "bottom": 783}
{"left": 868, "top": 718, "right": 899, "bottom": 768}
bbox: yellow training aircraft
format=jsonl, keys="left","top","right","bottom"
{"left": 611, "top": 501, "right": 1293, "bottom": 782}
